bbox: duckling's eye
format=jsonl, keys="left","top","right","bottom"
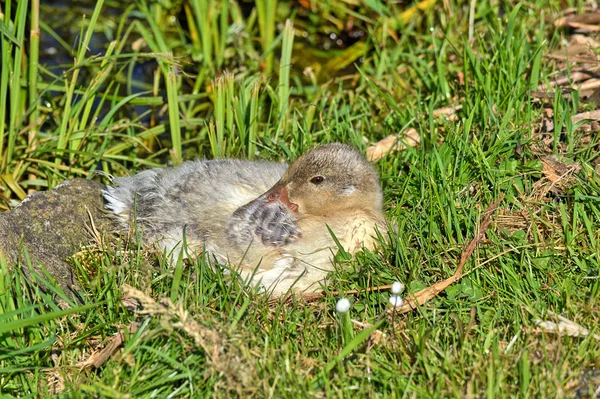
{"left": 310, "top": 176, "right": 325, "bottom": 185}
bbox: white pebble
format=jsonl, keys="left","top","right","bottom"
{"left": 391, "top": 281, "right": 405, "bottom": 295}
{"left": 389, "top": 295, "right": 404, "bottom": 307}
{"left": 335, "top": 298, "right": 351, "bottom": 313}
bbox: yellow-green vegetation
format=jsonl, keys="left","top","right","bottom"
{"left": 1, "top": 0, "right": 600, "bottom": 397}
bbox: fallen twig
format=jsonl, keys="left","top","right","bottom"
{"left": 386, "top": 195, "right": 504, "bottom": 315}
{"left": 554, "top": 12, "right": 600, "bottom": 30}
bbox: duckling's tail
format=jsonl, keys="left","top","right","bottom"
{"left": 102, "top": 169, "right": 161, "bottom": 225}
{"left": 102, "top": 184, "right": 131, "bottom": 223}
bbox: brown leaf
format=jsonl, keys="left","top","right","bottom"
{"left": 540, "top": 155, "right": 581, "bottom": 188}
{"left": 571, "top": 33, "right": 600, "bottom": 47}
{"left": 536, "top": 108, "right": 600, "bottom": 134}
{"left": 366, "top": 128, "right": 420, "bottom": 162}
{"left": 572, "top": 109, "right": 600, "bottom": 123}
{"left": 432, "top": 104, "right": 463, "bottom": 117}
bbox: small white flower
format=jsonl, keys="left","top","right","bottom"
{"left": 391, "top": 281, "right": 405, "bottom": 295}
{"left": 335, "top": 298, "right": 351, "bottom": 313}
{"left": 389, "top": 295, "right": 404, "bottom": 307}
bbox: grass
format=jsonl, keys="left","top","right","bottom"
{"left": 1, "top": 0, "right": 600, "bottom": 397}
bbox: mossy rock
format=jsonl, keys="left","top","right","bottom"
{"left": 0, "top": 179, "right": 116, "bottom": 296}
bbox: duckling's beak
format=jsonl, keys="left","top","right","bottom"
{"left": 265, "top": 184, "right": 299, "bottom": 212}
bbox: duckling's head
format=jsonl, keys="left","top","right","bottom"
{"left": 264, "top": 143, "right": 383, "bottom": 217}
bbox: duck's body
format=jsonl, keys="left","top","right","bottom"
{"left": 103, "top": 159, "right": 288, "bottom": 264}
{"left": 103, "top": 144, "right": 387, "bottom": 296}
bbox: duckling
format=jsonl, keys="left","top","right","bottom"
{"left": 103, "top": 143, "right": 387, "bottom": 296}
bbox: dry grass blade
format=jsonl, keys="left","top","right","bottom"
{"left": 561, "top": 22, "right": 600, "bottom": 33}
{"left": 387, "top": 195, "right": 504, "bottom": 315}
{"left": 529, "top": 90, "right": 572, "bottom": 100}
{"left": 120, "top": 284, "right": 222, "bottom": 355}
{"left": 578, "top": 79, "right": 600, "bottom": 91}
{"left": 120, "top": 285, "right": 259, "bottom": 395}
{"left": 535, "top": 311, "right": 600, "bottom": 340}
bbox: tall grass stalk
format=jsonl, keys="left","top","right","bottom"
{"left": 247, "top": 80, "right": 260, "bottom": 158}
{"left": 55, "top": 0, "right": 104, "bottom": 165}
{"left": 7, "top": 0, "right": 27, "bottom": 169}
{"left": 76, "top": 41, "right": 116, "bottom": 134}
{"left": 217, "top": 0, "right": 229, "bottom": 69}
{"left": 27, "top": 0, "right": 40, "bottom": 191}
{"left": 189, "top": 0, "right": 233, "bottom": 72}
{"left": 0, "top": 1, "right": 14, "bottom": 172}
{"left": 190, "top": 0, "right": 214, "bottom": 70}
{"left": 139, "top": 2, "right": 183, "bottom": 164}
{"left": 277, "top": 19, "right": 294, "bottom": 139}
{"left": 28, "top": 0, "right": 39, "bottom": 135}
{"left": 166, "top": 66, "right": 183, "bottom": 163}
{"left": 208, "top": 72, "right": 234, "bottom": 157}
{"left": 232, "top": 77, "right": 261, "bottom": 158}
{"left": 256, "top": 0, "right": 277, "bottom": 76}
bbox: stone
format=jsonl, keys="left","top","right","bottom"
{"left": 0, "top": 179, "right": 114, "bottom": 296}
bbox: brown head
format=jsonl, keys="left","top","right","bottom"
{"left": 264, "top": 143, "right": 383, "bottom": 217}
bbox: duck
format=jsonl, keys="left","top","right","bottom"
{"left": 103, "top": 143, "right": 387, "bottom": 296}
